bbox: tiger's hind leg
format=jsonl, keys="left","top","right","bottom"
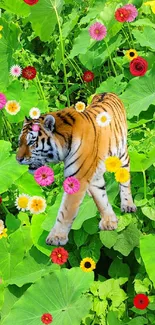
{"left": 119, "top": 151, "right": 137, "bottom": 213}
{"left": 88, "top": 176, "right": 118, "bottom": 230}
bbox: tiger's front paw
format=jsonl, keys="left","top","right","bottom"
{"left": 121, "top": 202, "right": 137, "bottom": 213}
{"left": 99, "top": 214, "right": 118, "bottom": 231}
{"left": 46, "top": 227, "right": 68, "bottom": 246}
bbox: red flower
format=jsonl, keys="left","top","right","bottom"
{"left": 133, "top": 294, "right": 149, "bottom": 310}
{"left": 41, "top": 313, "right": 53, "bottom": 324}
{"left": 23, "top": 0, "right": 39, "bottom": 5}
{"left": 22, "top": 66, "right": 37, "bottom": 80}
{"left": 50, "top": 247, "right": 69, "bottom": 265}
{"left": 115, "top": 8, "right": 129, "bottom": 22}
{"left": 0, "top": 197, "right": 2, "bottom": 204}
{"left": 83, "top": 70, "right": 94, "bottom": 82}
{"left": 130, "top": 56, "right": 148, "bottom": 77}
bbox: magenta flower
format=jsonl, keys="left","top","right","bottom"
{"left": 89, "top": 22, "right": 107, "bottom": 41}
{"left": 10, "top": 65, "right": 22, "bottom": 77}
{"left": 123, "top": 4, "right": 138, "bottom": 22}
{"left": 63, "top": 176, "right": 80, "bottom": 194}
{"left": 0, "top": 93, "right": 7, "bottom": 109}
{"left": 32, "top": 124, "right": 40, "bottom": 132}
{"left": 34, "top": 166, "right": 54, "bottom": 187}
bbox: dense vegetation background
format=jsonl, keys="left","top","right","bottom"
{"left": 0, "top": 0, "right": 155, "bottom": 324}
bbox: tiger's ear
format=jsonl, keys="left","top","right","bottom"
{"left": 44, "top": 115, "right": 55, "bottom": 132}
{"left": 24, "top": 116, "right": 30, "bottom": 123}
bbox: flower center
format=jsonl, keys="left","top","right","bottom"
{"left": 139, "top": 299, "right": 144, "bottom": 304}
{"left": 130, "top": 52, "right": 135, "bottom": 57}
{"left": 69, "top": 182, "right": 74, "bottom": 188}
{"left": 18, "top": 197, "right": 29, "bottom": 208}
{"left": 9, "top": 103, "right": 18, "bottom": 112}
{"left": 101, "top": 116, "right": 107, "bottom": 122}
{"left": 33, "top": 110, "right": 38, "bottom": 116}
{"left": 136, "top": 63, "right": 143, "bottom": 71}
{"left": 84, "top": 261, "right": 91, "bottom": 268}
{"left": 58, "top": 254, "right": 62, "bottom": 258}
{"left": 95, "top": 29, "right": 99, "bottom": 34}
{"left": 42, "top": 173, "right": 47, "bottom": 179}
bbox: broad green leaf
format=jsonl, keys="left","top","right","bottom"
{"left": 140, "top": 234, "right": 155, "bottom": 287}
{"left": 117, "top": 214, "right": 132, "bottom": 232}
{"left": 100, "top": 230, "right": 118, "bottom": 249}
{"left": 72, "top": 195, "right": 98, "bottom": 230}
{"left": 80, "top": 236, "right": 102, "bottom": 262}
{"left": 107, "top": 311, "right": 123, "bottom": 325}
{"left": 0, "top": 0, "right": 30, "bottom": 17}
{"left": 69, "top": 29, "right": 93, "bottom": 59}
{"left": 15, "top": 172, "right": 43, "bottom": 196}
{"left": 6, "top": 213, "right": 20, "bottom": 234}
{"left": 120, "top": 65, "right": 155, "bottom": 118}
{"left": 99, "top": 279, "right": 127, "bottom": 307}
{"left": 31, "top": 213, "right": 53, "bottom": 256}
{"left": 130, "top": 149, "right": 155, "bottom": 172}
{"left": 73, "top": 228, "right": 88, "bottom": 247}
{"left": 113, "top": 223, "right": 140, "bottom": 256}
{"left": 108, "top": 258, "right": 130, "bottom": 281}
{"left": 42, "top": 192, "right": 63, "bottom": 231}
{"left": 96, "top": 75, "right": 127, "bottom": 96}
{"left": 142, "top": 206, "right": 155, "bottom": 221}
{"left": 79, "top": 1, "right": 106, "bottom": 25}
{"left": 2, "top": 268, "right": 93, "bottom": 325}
{"left": 83, "top": 217, "right": 98, "bottom": 234}
{"left": 127, "top": 316, "right": 148, "bottom": 325}
{"left": 62, "top": 9, "right": 79, "bottom": 39}
{"left": 131, "top": 18, "right": 155, "bottom": 28}
{"left": 133, "top": 27, "right": 155, "bottom": 50}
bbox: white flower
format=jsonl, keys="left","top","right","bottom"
{"left": 15, "top": 194, "right": 30, "bottom": 211}
{"left": 28, "top": 196, "right": 47, "bottom": 214}
{"left": 10, "top": 65, "right": 22, "bottom": 77}
{"left": 75, "top": 101, "right": 86, "bottom": 112}
{"left": 0, "top": 220, "right": 4, "bottom": 234}
{"left": 96, "top": 112, "right": 111, "bottom": 127}
{"left": 29, "top": 107, "right": 41, "bottom": 119}
{"left": 5, "top": 100, "right": 20, "bottom": 115}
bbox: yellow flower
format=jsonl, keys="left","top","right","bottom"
{"left": 80, "top": 257, "right": 96, "bottom": 272}
{"left": 0, "top": 220, "right": 4, "bottom": 234}
{"left": 29, "top": 107, "right": 40, "bottom": 119}
{"left": 125, "top": 49, "right": 138, "bottom": 61}
{"left": 15, "top": 194, "right": 30, "bottom": 211}
{"left": 115, "top": 168, "right": 130, "bottom": 183}
{"left": 105, "top": 156, "right": 122, "bottom": 173}
{"left": 0, "top": 26, "right": 3, "bottom": 31}
{"left": 28, "top": 196, "right": 47, "bottom": 214}
{"left": 0, "top": 228, "right": 8, "bottom": 239}
{"left": 5, "top": 100, "right": 20, "bottom": 115}
{"left": 144, "top": 1, "right": 155, "bottom": 13}
{"left": 75, "top": 101, "right": 86, "bottom": 112}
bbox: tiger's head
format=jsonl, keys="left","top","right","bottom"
{"left": 16, "top": 114, "right": 62, "bottom": 174}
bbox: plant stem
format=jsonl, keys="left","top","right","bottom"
{"left": 104, "top": 39, "right": 117, "bottom": 77}
{"left": 0, "top": 202, "right": 10, "bottom": 216}
{"left": 122, "top": 27, "right": 131, "bottom": 48}
{"left": 142, "top": 170, "right": 147, "bottom": 200}
{"left": 53, "top": 4, "right": 70, "bottom": 107}
{"left": 127, "top": 22, "right": 134, "bottom": 48}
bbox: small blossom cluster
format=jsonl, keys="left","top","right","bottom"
{"left": 105, "top": 156, "right": 130, "bottom": 183}
{"left": 15, "top": 193, "right": 47, "bottom": 214}
{"left": 115, "top": 4, "right": 138, "bottom": 23}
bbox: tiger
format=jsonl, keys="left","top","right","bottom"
{"left": 16, "top": 92, "right": 136, "bottom": 246}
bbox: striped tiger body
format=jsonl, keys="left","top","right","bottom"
{"left": 16, "top": 92, "right": 136, "bottom": 246}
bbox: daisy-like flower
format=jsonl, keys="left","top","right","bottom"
{"left": 115, "top": 168, "right": 130, "bottom": 183}
{"left": 63, "top": 176, "right": 80, "bottom": 194}
{"left": 115, "top": 8, "right": 129, "bottom": 22}
{"left": 0, "top": 26, "right": 3, "bottom": 31}
{"left": 133, "top": 294, "right": 149, "bottom": 310}
{"left": 0, "top": 228, "right": 8, "bottom": 239}
{"left": 89, "top": 22, "right": 107, "bottom": 41}
{"left": 123, "top": 4, "right": 138, "bottom": 22}
{"left": 22, "top": 66, "right": 37, "bottom": 80}
{"left": 0, "top": 220, "right": 4, "bottom": 234}
{"left": 50, "top": 247, "right": 69, "bottom": 265}
{"left": 41, "top": 313, "right": 53, "bottom": 324}
{"left": 15, "top": 194, "right": 30, "bottom": 211}
{"left": 83, "top": 70, "right": 94, "bottom": 82}
{"left": 96, "top": 112, "right": 111, "bottom": 127}
{"left": 5, "top": 100, "right": 20, "bottom": 115}
{"left": 75, "top": 101, "right": 86, "bottom": 112}
{"left": 32, "top": 124, "right": 40, "bottom": 132}
{"left": 130, "top": 56, "right": 148, "bottom": 77}
{"left": 0, "top": 93, "right": 7, "bottom": 109}
{"left": 28, "top": 196, "right": 47, "bottom": 214}
{"left": 125, "top": 49, "right": 138, "bottom": 61}
{"left": 105, "top": 156, "right": 122, "bottom": 173}
{"left": 145, "top": 1, "right": 155, "bottom": 14}
{"left": 80, "top": 257, "right": 96, "bottom": 272}
{"left": 29, "top": 107, "right": 40, "bottom": 119}
{"left": 10, "top": 65, "right": 22, "bottom": 77}
{"left": 34, "top": 166, "right": 54, "bottom": 187}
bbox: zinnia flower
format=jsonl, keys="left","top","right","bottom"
{"left": 5, "top": 100, "right": 20, "bottom": 115}
{"left": 0, "top": 93, "right": 7, "bottom": 109}
{"left": 75, "top": 101, "right": 86, "bottom": 112}
{"left": 41, "top": 313, "right": 53, "bottom": 324}
{"left": 89, "top": 22, "right": 107, "bottom": 41}
{"left": 34, "top": 166, "right": 54, "bottom": 187}
{"left": 50, "top": 247, "right": 69, "bottom": 265}
{"left": 28, "top": 196, "right": 47, "bottom": 214}
{"left": 15, "top": 194, "right": 30, "bottom": 211}
{"left": 0, "top": 228, "right": 7, "bottom": 239}
{"left": 0, "top": 220, "right": 4, "bottom": 234}
{"left": 29, "top": 107, "right": 40, "bottom": 119}
{"left": 96, "top": 112, "right": 111, "bottom": 127}
{"left": 10, "top": 65, "right": 22, "bottom": 77}
{"left": 125, "top": 49, "right": 138, "bottom": 61}
{"left": 105, "top": 156, "right": 122, "bottom": 172}
{"left": 130, "top": 56, "right": 148, "bottom": 76}
{"left": 115, "top": 168, "right": 130, "bottom": 183}
{"left": 145, "top": 1, "right": 155, "bottom": 13}
{"left": 22, "top": 66, "right": 37, "bottom": 80}
{"left": 123, "top": 4, "right": 138, "bottom": 22}
{"left": 80, "top": 257, "right": 96, "bottom": 272}
{"left": 63, "top": 176, "right": 80, "bottom": 194}
{"left": 24, "top": 0, "right": 39, "bottom": 5}
{"left": 133, "top": 294, "right": 149, "bottom": 310}
{"left": 32, "top": 124, "right": 40, "bottom": 132}
{"left": 0, "top": 26, "right": 3, "bottom": 31}
{"left": 115, "top": 8, "right": 129, "bottom": 22}
{"left": 83, "top": 70, "right": 94, "bottom": 82}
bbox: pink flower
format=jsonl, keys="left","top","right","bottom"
{"left": 0, "top": 93, "right": 7, "bottom": 109}
{"left": 10, "top": 65, "right": 22, "bottom": 77}
{"left": 34, "top": 166, "right": 54, "bottom": 186}
{"left": 123, "top": 4, "right": 138, "bottom": 22}
{"left": 32, "top": 124, "right": 40, "bottom": 132}
{"left": 89, "top": 22, "right": 107, "bottom": 41}
{"left": 63, "top": 176, "right": 80, "bottom": 194}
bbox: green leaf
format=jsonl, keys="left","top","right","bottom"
{"left": 15, "top": 172, "right": 43, "bottom": 196}
{"left": 108, "top": 258, "right": 130, "bottom": 281}
{"left": 96, "top": 75, "right": 127, "bottom": 96}
{"left": 140, "top": 234, "right": 155, "bottom": 288}
{"left": 42, "top": 192, "right": 63, "bottom": 231}
{"left": 127, "top": 316, "right": 148, "bottom": 325}
{"left": 107, "top": 311, "right": 123, "bottom": 325}
{"left": 130, "top": 149, "right": 155, "bottom": 172}
{"left": 99, "top": 279, "right": 127, "bottom": 307}
{"left": 69, "top": 29, "right": 93, "bottom": 59}
{"left": 2, "top": 268, "right": 93, "bottom": 325}
{"left": 83, "top": 217, "right": 98, "bottom": 235}
{"left": 72, "top": 195, "right": 98, "bottom": 230}
{"left": 100, "top": 230, "right": 118, "bottom": 249}
{"left": 142, "top": 206, "right": 155, "bottom": 221}
{"left": 0, "top": 0, "right": 30, "bottom": 17}
{"left": 79, "top": 1, "right": 106, "bottom": 25}
{"left": 80, "top": 236, "right": 102, "bottom": 262}
{"left": 31, "top": 213, "right": 53, "bottom": 256}
{"left": 117, "top": 214, "right": 132, "bottom": 232}
{"left": 62, "top": 9, "right": 79, "bottom": 39}
{"left": 120, "top": 65, "right": 155, "bottom": 119}
{"left": 113, "top": 223, "right": 141, "bottom": 256}
{"left": 6, "top": 213, "right": 21, "bottom": 234}
{"left": 131, "top": 18, "right": 155, "bottom": 28}
{"left": 132, "top": 27, "right": 155, "bottom": 50}
{"left": 73, "top": 228, "right": 88, "bottom": 248}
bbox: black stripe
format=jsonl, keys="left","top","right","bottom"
{"left": 59, "top": 114, "right": 73, "bottom": 126}
{"left": 54, "top": 130, "right": 67, "bottom": 141}
{"left": 65, "top": 153, "right": 83, "bottom": 170}
{"left": 66, "top": 137, "right": 83, "bottom": 160}
{"left": 83, "top": 111, "right": 90, "bottom": 122}
{"left": 68, "top": 156, "right": 88, "bottom": 177}
{"left": 85, "top": 112, "right": 97, "bottom": 136}
{"left": 120, "top": 184, "right": 128, "bottom": 187}
{"left": 47, "top": 137, "right": 51, "bottom": 146}
{"left": 93, "top": 184, "right": 106, "bottom": 191}
{"left": 66, "top": 112, "right": 75, "bottom": 123}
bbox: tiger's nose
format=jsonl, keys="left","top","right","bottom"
{"left": 16, "top": 157, "right": 24, "bottom": 163}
